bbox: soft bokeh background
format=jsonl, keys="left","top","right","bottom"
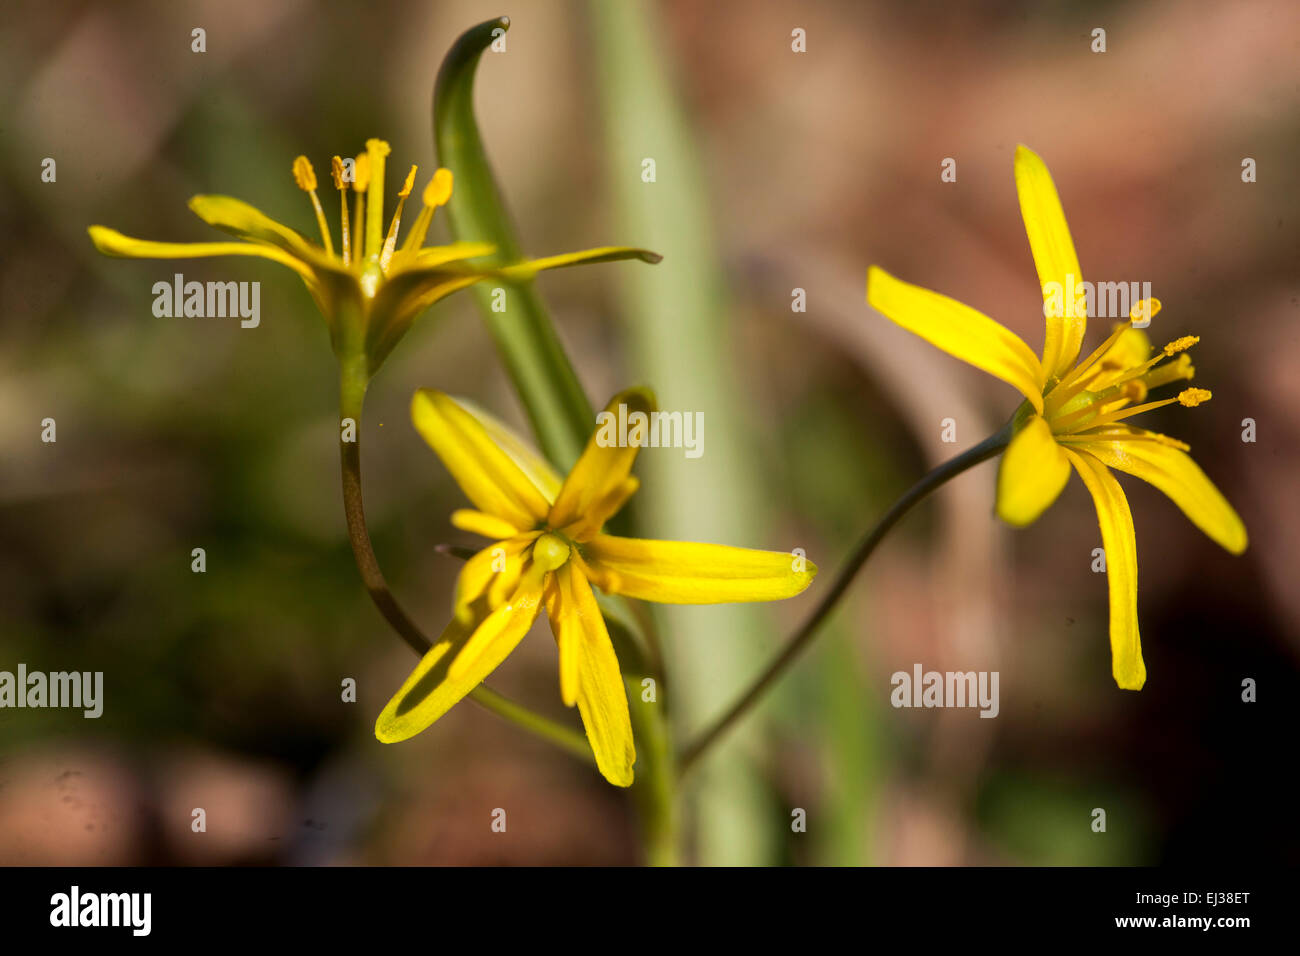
{"left": 2, "top": 0, "right": 1296, "bottom": 865}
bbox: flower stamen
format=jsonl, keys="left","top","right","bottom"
{"left": 292, "top": 156, "right": 334, "bottom": 257}
{"left": 400, "top": 168, "right": 454, "bottom": 255}
{"left": 351, "top": 152, "right": 370, "bottom": 263}
{"left": 330, "top": 155, "right": 351, "bottom": 265}
{"left": 363, "top": 138, "right": 391, "bottom": 260}
{"left": 380, "top": 165, "right": 418, "bottom": 274}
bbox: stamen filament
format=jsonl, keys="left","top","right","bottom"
{"left": 380, "top": 165, "right": 418, "bottom": 273}
{"left": 1065, "top": 396, "right": 1181, "bottom": 431}
{"left": 1045, "top": 320, "right": 1134, "bottom": 407}
{"left": 331, "top": 156, "right": 351, "bottom": 266}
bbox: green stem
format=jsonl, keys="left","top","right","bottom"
{"left": 679, "top": 422, "right": 1016, "bottom": 773}
{"left": 337, "top": 360, "right": 592, "bottom": 761}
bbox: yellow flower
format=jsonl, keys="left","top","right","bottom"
{"left": 867, "top": 145, "right": 1246, "bottom": 691}
{"left": 376, "top": 388, "right": 817, "bottom": 786}
{"left": 88, "top": 138, "right": 659, "bottom": 375}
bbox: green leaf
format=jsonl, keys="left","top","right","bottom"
{"left": 433, "top": 16, "right": 595, "bottom": 472}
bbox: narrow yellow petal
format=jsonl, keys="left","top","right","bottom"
{"left": 1062, "top": 448, "right": 1146, "bottom": 691}
{"left": 411, "top": 390, "right": 554, "bottom": 529}
{"left": 545, "top": 567, "right": 583, "bottom": 707}
{"left": 452, "top": 534, "right": 538, "bottom": 621}
{"left": 452, "top": 397, "right": 564, "bottom": 502}
{"left": 495, "top": 246, "right": 663, "bottom": 279}
{"left": 996, "top": 415, "right": 1071, "bottom": 527}
{"left": 186, "top": 195, "right": 333, "bottom": 268}
{"left": 547, "top": 565, "right": 635, "bottom": 786}
{"left": 1067, "top": 428, "right": 1247, "bottom": 554}
{"left": 450, "top": 509, "right": 523, "bottom": 540}
{"left": 447, "top": 576, "right": 545, "bottom": 682}
{"left": 1014, "top": 144, "right": 1086, "bottom": 377}
{"left": 548, "top": 388, "right": 655, "bottom": 538}
{"left": 374, "top": 604, "right": 516, "bottom": 743}
{"left": 583, "top": 535, "right": 816, "bottom": 605}
{"left": 87, "top": 226, "right": 317, "bottom": 283}
{"left": 867, "top": 266, "right": 1045, "bottom": 413}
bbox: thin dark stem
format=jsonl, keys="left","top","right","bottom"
{"left": 340, "top": 426, "right": 432, "bottom": 656}
{"left": 678, "top": 422, "right": 1015, "bottom": 773}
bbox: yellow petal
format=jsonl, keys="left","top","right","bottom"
{"left": 187, "top": 195, "right": 337, "bottom": 271}
{"left": 450, "top": 509, "right": 522, "bottom": 541}
{"left": 374, "top": 598, "right": 528, "bottom": 744}
{"left": 548, "top": 388, "right": 655, "bottom": 538}
{"left": 453, "top": 398, "right": 564, "bottom": 503}
{"left": 88, "top": 226, "right": 317, "bottom": 284}
{"left": 447, "top": 576, "right": 545, "bottom": 683}
{"left": 996, "top": 415, "right": 1071, "bottom": 526}
{"left": 452, "top": 533, "right": 537, "bottom": 620}
{"left": 867, "top": 266, "right": 1045, "bottom": 413}
{"left": 547, "top": 565, "right": 635, "bottom": 787}
{"left": 496, "top": 246, "right": 663, "bottom": 280}
{"left": 1068, "top": 429, "right": 1247, "bottom": 554}
{"left": 411, "top": 390, "right": 553, "bottom": 530}
{"left": 1014, "top": 145, "right": 1086, "bottom": 378}
{"left": 582, "top": 535, "right": 816, "bottom": 604}
{"left": 1062, "top": 448, "right": 1145, "bottom": 690}
{"left": 544, "top": 572, "right": 582, "bottom": 707}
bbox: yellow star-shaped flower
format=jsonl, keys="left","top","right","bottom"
{"left": 867, "top": 145, "right": 1246, "bottom": 691}
{"left": 376, "top": 388, "right": 817, "bottom": 786}
{"left": 89, "top": 138, "right": 658, "bottom": 376}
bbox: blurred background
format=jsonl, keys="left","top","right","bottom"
{"left": 1, "top": 0, "right": 1296, "bottom": 865}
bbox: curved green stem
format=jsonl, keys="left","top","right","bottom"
{"left": 679, "top": 422, "right": 1016, "bottom": 774}
{"left": 337, "top": 361, "right": 592, "bottom": 762}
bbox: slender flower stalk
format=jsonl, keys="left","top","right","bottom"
{"left": 680, "top": 424, "right": 1014, "bottom": 772}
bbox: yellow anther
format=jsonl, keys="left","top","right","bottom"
{"left": 330, "top": 155, "right": 346, "bottom": 191}
{"left": 531, "top": 533, "right": 571, "bottom": 572}
{"left": 423, "top": 168, "right": 453, "bottom": 208}
{"left": 1178, "top": 388, "right": 1211, "bottom": 407}
{"left": 1162, "top": 335, "right": 1199, "bottom": 356}
{"left": 292, "top": 155, "right": 317, "bottom": 192}
{"left": 398, "top": 165, "right": 418, "bottom": 198}
{"left": 352, "top": 153, "right": 371, "bottom": 192}
{"left": 1130, "top": 297, "right": 1161, "bottom": 324}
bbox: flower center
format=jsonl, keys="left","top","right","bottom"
{"left": 531, "top": 532, "right": 572, "bottom": 572}
{"left": 292, "top": 140, "right": 453, "bottom": 280}
{"left": 1042, "top": 299, "right": 1209, "bottom": 436}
